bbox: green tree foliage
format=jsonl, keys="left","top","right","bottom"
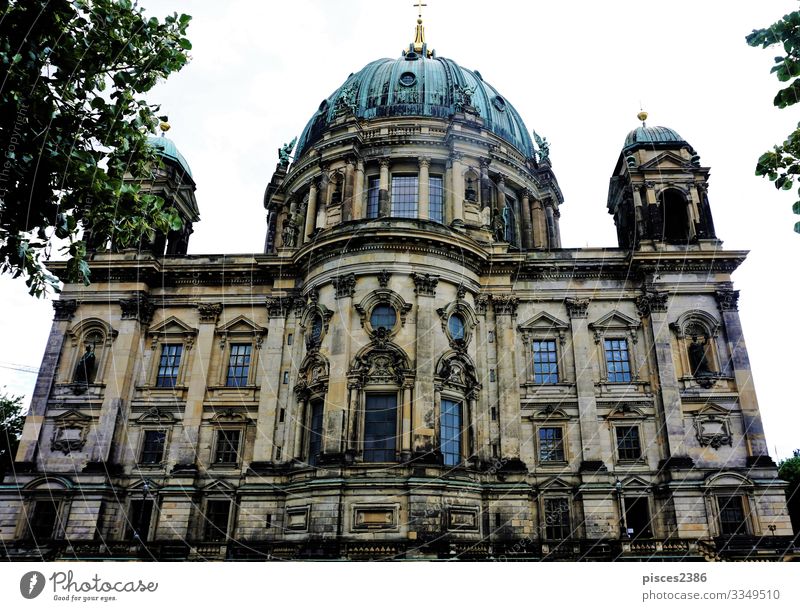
{"left": 0, "top": 0, "right": 192, "bottom": 296}
{"left": 0, "top": 390, "right": 25, "bottom": 474}
{"left": 778, "top": 451, "right": 800, "bottom": 534}
{"left": 747, "top": 8, "right": 800, "bottom": 234}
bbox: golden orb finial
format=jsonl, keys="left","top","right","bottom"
{"left": 637, "top": 111, "right": 648, "bottom": 126}
{"left": 159, "top": 120, "right": 171, "bottom": 133}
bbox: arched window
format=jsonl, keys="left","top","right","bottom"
{"left": 435, "top": 352, "right": 480, "bottom": 467}
{"left": 670, "top": 310, "right": 723, "bottom": 388}
{"left": 660, "top": 188, "right": 690, "bottom": 243}
{"left": 370, "top": 304, "right": 397, "bottom": 331}
{"left": 448, "top": 313, "right": 465, "bottom": 341}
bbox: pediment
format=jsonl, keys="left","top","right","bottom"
{"left": 53, "top": 408, "right": 92, "bottom": 423}
{"left": 531, "top": 406, "right": 569, "bottom": 420}
{"left": 695, "top": 403, "right": 729, "bottom": 418}
{"left": 148, "top": 316, "right": 197, "bottom": 337}
{"left": 203, "top": 479, "right": 237, "bottom": 493}
{"left": 217, "top": 315, "right": 266, "bottom": 335}
{"left": 704, "top": 472, "right": 753, "bottom": 488}
{"left": 208, "top": 409, "right": 250, "bottom": 424}
{"left": 620, "top": 476, "right": 650, "bottom": 488}
{"left": 589, "top": 310, "right": 640, "bottom": 331}
{"left": 518, "top": 311, "right": 569, "bottom": 331}
{"left": 639, "top": 151, "right": 689, "bottom": 171}
{"left": 136, "top": 407, "right": 177, "bottom": 424}
{"left": 540, "top": 477, "right": 572, "bottom": 491}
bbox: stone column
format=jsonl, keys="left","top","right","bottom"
{"left": 552, "top": 204, "right": 562, "bottom": 248}
{"left": 496, "top": 175, "right": 506, "bottom": 217}
{"left": 354, "top": 159, "right": 365, "bottom": 220}
{"left": 17, "top": 300, "right": 78, "bottom": 464}
{"left": 520, "top": 190, "right": 533, "bottom": 249}
{"left": 411, "top": 273, "right": 439, "bottom": 459}
{"left": 479, "top": 157, "right": 492, "bottom": 210}
{"left": 378, "top": 158, "right": 391, "bottom": 217}
{"left": 645, "top": 181, "right": 660, "bottom": 240}
{"left": 716, "top": 289, "right": 770, "bottom": 460}
{"left": 342, "top": 157, "right": 355, "bottom": 222}
{"left": 252, "top": 297, "right": 290, "bottom": 463}
{"left": 631, "top": 185, "right": 645, "bottom": 240}
{"left": 304, "top": 180, "right": 318, "bottom": 243}
{"left": 686, "top": 183, "right": 702, "bottom": 240}
{"left": 474, "top": 295, "right": 492, "bottom": 462}
{"left": 401, "top": 382, "right": 413, "bottom": 461}
{"left": 635, "top": 291, "right": 689, "bottom": 468}
{"left": 565, "top": 298, "right": 604, "bottom": 470}
{"left": 171, "top": 302, "right": 221, "bottom": 468}
{"left": 492, "top": 295, "right": 522, "bottom": 466}
{"left": 327, "top": 273, "right": 357, "bottom": 456}
{"left": 450, "top": 153, "right": 465, "bottom": 227}
{"left": 418, "top": 157, "right": 430, "bottom": 220}
{"left": 544, "top": 199, "right": 557, "bottom": 249}
{"left": 531, "top": 199, "right": 545, "bottom": 249}
{"left": 317, "top": 171, "right": 330, "bottom": 230}
{"left": 696, "top": 182, "right": 717, "bottom": 238}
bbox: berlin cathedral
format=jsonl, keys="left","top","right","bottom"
{"left": 0, "top": 13, "right": 795, "bottom": 561}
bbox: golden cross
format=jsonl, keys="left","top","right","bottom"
{"left": 415, "top": 0, "right": 427, "bottom": 19}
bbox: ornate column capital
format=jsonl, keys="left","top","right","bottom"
{"left": 265, "top": 296, "right": 293, "bottom": 319}
{"left": 197, "top": 302, "right": 223, "bottom": 324}
{"left": 475, "top": 294, "right": 490, "bottom": 316}
{"left": 418, "top": 156, "right": 431, "bottom": 168}
{"left": 411, "top": 272, "right": 439, "bottom": 297}
{"left": 52, "top": 299, "right": 78, "bottom": 321}
{"left": 332, "top": 273, "right": 356, "bottom": 299}
{"left": 449, "top": 150, "right": 463, "bottom": 162}
{"left": 492, "top": 295, "right": 519, "bottom": 317}
{"left": 479, "top": 157, "right": 492, "bottom": 171}
{"left": 716, "top": 289, "right": 740, "bottom": 312}
{"left": 120, "top": 292, "right": 154, "bottom": 324}
{"left": 379, "top": 157, "right": 391, "bottom": 169}
{"left": 564, "top": 297, "right": 589, "bottom": 319}
{"left": 635, "top": 291, "right": 669, "bottom": 317}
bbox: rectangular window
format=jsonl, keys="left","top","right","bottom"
{"left": 367, "top": 176, "right": 380, "bottom": 218}
{"left": 538, "top": 427, "right": 565, "bottom": 462}
{"left": 155, "top": 344, "right": 182, "bottom": 388}
{"left": 604, "top": 338, "right": 632, "bottom": 382}
{"left": 532, "top": 340, "right": 559, "bottom": 383}
{"left": 390, "top": 175, "right": 418, "bottom": 218}
{"left": 624, "top": 497, "right": 652, "bottom": 539}
{"left": 214, "top": 429, "right": 241, "bottom": 464}
{"left": 307, "top": 400, "right": 324, "bottom": 467}
{"left": 226, "top": 343, "right": 251, "bottom": 387}
{"left": 139, "top": 430, "right": 166, "bottom": 465}
{"left": 203, "top": 500, "right": 231, "bottom": 541}
{"left": 127, "top": 499, "right": 154, "bottom": 542}
{"left": 440, "top": 399, "right": 462, "bottom": 466}
{"left": 28, "top": 500, "right": 61, "bottom": 540}
{"left": 429, "top": 175, "right": 444, "bottom": 223}
{"left": 363, "top": 393, "right": 397, "bottom": 462}
{"left": 718, "top": 496, "right": 749, "bottom": 535}
{"left": 544, "top": 498, "right": 570, "bottom": 540}
{"left": 616, "top": 425, "right": 642, "bottom": 461}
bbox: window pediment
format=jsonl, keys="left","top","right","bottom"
{"left": 136, "top": 407, "right": 177, "bottom": 425}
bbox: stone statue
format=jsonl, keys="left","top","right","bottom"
{"left": 336, "top": 83, "right": 358, "bottom": 116}
{"left": 278, "top": 137, "right": 297, "bottom": 166}
{"left": 492, "top": 209, "right": 506, "bottom": 242}
{"left": 533, "top": 130, "right": 550, "bottom": 163}
{"left": 688, "top": 335, "right": 712, "bottom": 377}
{"left": 480, "top": 206, "right": 491, "bottom": 228}
{"left": 452, "top": 83, "right": 476, "bottom": 112}
{"left": 503, "top": 203, "right": 514, "bottom": 243}
{"left": 73, "top": 343, "right": 96, "bottom": 385}
{"left": 281, "top": 214, "right": 298, "bottom": 248}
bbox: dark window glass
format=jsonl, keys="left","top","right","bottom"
{"left": 448, "top": 314, "right": 465, "bottom": 341}
{"left": 28, "top": 500, "right": 60, "bottom": 540}
{"left": 391, "top": 175, "right": 418, "bottom": 218}
{"left": 429, "top": 175, "right": 444, "bottom": 223}
{"left": 140, "top": 430, "right": 166, "bottom": 465}
{"left": 310, "top": 315, "right": 323, "bottom": 344}
{"left": 226, "top": 343, "right": 251, "bottom": 387}
{"left": 156, "top": 344, "right": 182, "bottom": 387}
{"left": 363, "top": 394, "right": 397, "bottom": 462}
{"left": 440, "top": 399, "right": 462, "bottom": 466}
{"left": 538, "top": 427, "right": 564, "bottom": 462}
{"left": 308, "top": 400, "right": 324, "bottom": 467}
{"left": 624, "top": 497, "right": 652, "bottom": 539}
{"left": 204, "top": 500, "right": 231, "bottom": 541}
{"left": 718, "top": 496, "right": 749, "bottom": 535}
{"left": 532, "top": 340, "right": 559, "bottom": 384}
{"left": 367, "top": 177, "right": 380, "bottom": 218}
{"left": 214, "top": 429, "right": 241, "bottom": 464}
{"left": 544, "top": 498, "right": 570, "bottom": 540}
{"left": 616, "top": 425, "right": 641, "bottom": 460}
{"left": 604, "top": 339, "right": 632, "bottom": 382}
{"left": 127, "top": 499, "right": 154, "bottom": 542}
{"left": 370, "top": 304, "right": 397, "bottom": 330}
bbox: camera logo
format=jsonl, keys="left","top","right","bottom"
{"left": 20, "top": 571, "right": 46, "bottom": 599}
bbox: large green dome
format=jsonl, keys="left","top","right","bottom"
{"left": 295, "top": 54, "right": 537, "bottom": 159}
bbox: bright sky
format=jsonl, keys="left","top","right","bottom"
{"left": 1, "top": 0, "right": 799, "bottom": 459}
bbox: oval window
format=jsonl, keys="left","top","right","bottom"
{"left": 448, "top": 313, "right": 466, "bottom": 341}
{"left": 399, "top": 72, "right": 417, "bottom": 87}
{"left": 310, "top": 314, "right": 323, "bottom": 343}
{"left": 370, "top": 304, "right": 397, "bottom": 330}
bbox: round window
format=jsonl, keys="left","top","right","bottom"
{"left": 370, "top": 304, "right": 397, "bottom": 330}
{"left": 310, "top": 314, "right": 323, "bottom": 343}
{"left": 399, "top": 71, "right": 417, "bottom": 87}
{"left": 448, "top": 313, "right": 466, "bottom": 341}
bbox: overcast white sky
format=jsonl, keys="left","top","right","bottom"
{"left": 2, "top": 0, "right": 799, "bottom": 459}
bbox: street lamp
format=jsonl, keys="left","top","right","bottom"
{"left": 614, "top": 478, "right": 627, "bottom": 539}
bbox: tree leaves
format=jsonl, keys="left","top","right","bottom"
{"left": 747, "top": 9, "right": 800, "bottom": 233}
{"left": 0, "top": 0, "right": 193, "bottom": 295}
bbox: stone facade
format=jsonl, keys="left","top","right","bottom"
{"left": 0, "top": 25, "right": 794, "bottom": 562}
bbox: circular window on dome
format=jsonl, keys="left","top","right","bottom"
{"left": 318, "top": 99, "right": 329, "bottom": 113}
{"left": 448, "top": 314, "right": 466, "bottom": 341}
{"left": 492, "top": 96, "right": 507, "bottom": 112}
{"left": 399, "top": 72, "right": 417, "bottom": 87}
{"left": 370, "top": 304, "right": 397, "bottom": 330}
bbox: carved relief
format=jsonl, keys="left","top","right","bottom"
{"left": 52, "top": 299, "right": 78, "bottom": 321}
{"left": 377, "top": 270, "right": 391, "bottom": 288}
{"left": 120, "top": 292, "right": 154, "bottom": 324}
{"left": 694, "top": 406, "right": 732, "bottom": 449}
{"left": 635, "top": 291, "right": 669, "bottom": 317}
{"left": 492, "top": 295, "right": 519, "bottom": 316}
{"left": 411, "top": 272, "right": 439, "bottom": 297}
{"left": 715, "top": 289, "right": 739, "bottom": 312}
{"left": 564, "top": 297, "right": 589, "bottom": 319}
{"left": 50, "top": 409, "right": 92, "bottom": 455}
{"left": 332, "top": 273, "right": 357, "bottom": 299}
{"left": 197, "top": 303, "right": 223, "bottom": 324}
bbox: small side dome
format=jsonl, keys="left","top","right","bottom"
{"left": 147, "top": 136, "right": 193, "bottom": 180}
{"left": 623, "top": 125, "right": 692, "bottom": 153}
